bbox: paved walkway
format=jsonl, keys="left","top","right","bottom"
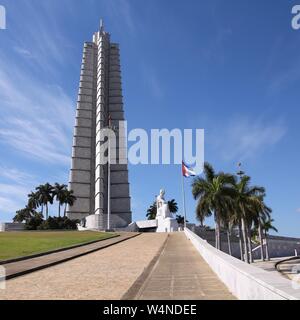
{"left": 253, "top": 257, "right": 300, "bottom": 285}
{"left": 2, "top": 232, "right": 140, "bottom": 279}
{"left": 0, "top": 232, "right": 235, "bottom": 300}
{"left": 253, "top": 258, "right": 283, "bottom": 274}
{"left": 128, "top": 233, "right": 235, "bottom": 300}
{"left": 274, "top": 257, "right": 300, "bottom": 284}
{"left": 0, "top": 233, "right": 167, "bottom": 300}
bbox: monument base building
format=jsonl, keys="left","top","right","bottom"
{"left": 67, "top": 21, "right": 131, "bottom": 229}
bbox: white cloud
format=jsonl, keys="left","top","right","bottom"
{"left": 0, "top": 197, "right": 24, "bottom": 218}
{"left": 0, "top": 166, "right": 63, "bottom": 221}
{"left": 0, "top": 166, "right": 36, "bottom": 185}
{"left": 13, "top": 46, "right": 33, "bottom": 59}
{"left": 7, "top": 1, "right": 75, "bottom": 75}
{"left": 0, "top": 55, "right": 74, "bottom": 165}
{"left": 0, "top": 183, "right": 31, "bottom": 221}
{"left": 0, "top": 2, "right": 79, "bottom": 221}
{"left": 212, "top": 117, "right": 286, "bottom": 161}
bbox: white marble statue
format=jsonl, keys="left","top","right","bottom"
{"left": 156, "top": 189, "right": 173, "bottom": 219}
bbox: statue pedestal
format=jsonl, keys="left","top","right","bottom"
{"left": 76, "top": 214, "right": 100, "bottom": 231}
{"left": 156, "top": 216, "right": 178, "bottom": 233}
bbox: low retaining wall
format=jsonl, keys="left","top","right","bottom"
{"left": 0, "top": 223, "right": 25, "bottom": 232}
{"left": 192, "top": 227, "right": 300, "bottom": 259}
{"left": 185, "top": 228, "right": 300, "bottom": 300}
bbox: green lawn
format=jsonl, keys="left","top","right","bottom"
{"left": 0, "top": 231, "right": 117, "bottom": 261}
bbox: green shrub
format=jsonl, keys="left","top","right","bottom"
{"left": 38, "top": 216, "right": 79, "bottom": 230}
{"left": 25, "top": 213, "right": 44, "bottom": 230}
{"left": 25, "top": 216, "right": 79, "bottom": 230}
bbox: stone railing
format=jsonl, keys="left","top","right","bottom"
{"left": 185, "top": 227, "right": 300, "bottom": 300}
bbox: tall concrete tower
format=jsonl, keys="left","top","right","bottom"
{"left": 67, "top": 21, "right": 131, "bottom": 229}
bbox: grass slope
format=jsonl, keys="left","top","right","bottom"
{"left": 0, "top": 231, "right": 116, "bottom": 260}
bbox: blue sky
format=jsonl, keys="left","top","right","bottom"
{"left": 0, "top": 0, "right": 299, "bottom": 237}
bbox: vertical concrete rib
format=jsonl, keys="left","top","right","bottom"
{"left": 67, "top": 42, "right": 97, "bottom": 220}
{"left": 108, "top": 43, "right": 131, "bottom": 227}
{"left": 95, "top": 29, "right": 110, "bottom": 229}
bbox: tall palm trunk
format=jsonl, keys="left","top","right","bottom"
{"left": 247, "top": 226, "right": 253, "bottom": 263}
{"left": 64, "top": 203, "right": 67, "bottom": 217}
{"left": 241, "top": 217, "right": 249, "bottom": 263}
{"left": 264, "top": 230, "right": 270, "bottom": 260}
{"left": 215, "top": 221, "right": 218, "bottom": 249}
{"left": 215, "top": 215, "right": 221, "bottom": 250}
{"left": 227, "top": 229, "right": 232, "bottom": 256}
{"left": 238, "top": 221, "right": 244, "bottom": 261}
{"left": 258, "top": 221, "right": 265, "bottom": 261}
{"left": 45, "top": 203, "right": 49, "bottom": 219}
{"left": 58, "top": 204, "right": 61, "bottom": 218}
{"left": 219, "top": 225, "right": 222, "bottom": 251}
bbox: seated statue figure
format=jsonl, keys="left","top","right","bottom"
{"left": 156, "top": 189, "right": 173, "bottom": 219}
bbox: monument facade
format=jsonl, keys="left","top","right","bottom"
{"left": 67, "top": 21, "right": 131, "bottom": 229}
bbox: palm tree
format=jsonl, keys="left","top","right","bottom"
{"left": 222, "top": 211, "right": 234, "bottom": 256}
{"left": 261, "top": 217, "right": 278, "bottom": 260}
{"left": 228, "top": 207, "right": 245, "bottom": 260}
{"left": 192, "top": 162, "right": 235, "bottom": 250}
{"left": 13, "top": 206, "right": 33, "bottom": 223}
{"left": 53, "top": 183, "right": 68, "bottom": 217}
{"left": 251, "top": 195, "right": 272, "bottom": 261}
{"left": 195, "top": 199, "right": 208, "bottom": 227}
{"left": 35, "top": 183, "right": 54, "bottom": 219}
{"left": 231, "top": 175, "right": 265, "bottom": 263}
{"left": 146, "top": 202, "right": 157, "bottom": 220}
{"left": 63, "top": 189, "right": 77, "bottom": 217}
{"left": 27, "top": 191, "right": 40, "bottom": 210}
{"left": 168, "top": 199, "right": 178, "bottom": 214}
{"left": 176, "top": 214, "right": 187, "bottom": 225}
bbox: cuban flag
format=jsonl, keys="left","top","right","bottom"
{"left": 182, "top": 161, "right": 196, "bottom": 177}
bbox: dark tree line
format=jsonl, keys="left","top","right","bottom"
{"left": 14, "top": 183, "right": 77, "bottom": 223}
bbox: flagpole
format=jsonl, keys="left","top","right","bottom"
{"left": 107, "top": 115, "right": 112, "bottom": 231}
{"left": 107, "top": 134, "right": 111, "bottom": 231}
{"left": 181, "top": 169, "right": 187, "bottom": 230}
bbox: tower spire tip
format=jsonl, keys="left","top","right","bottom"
{"left": 100, "top": 18, "right": 104, "bottom": 32}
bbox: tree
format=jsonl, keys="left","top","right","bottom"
{"left": 25, "top": 211, "right": 44, "bottom": 230}
{"left": 251, "top": 195, "right": 272, "bottom": 261}
{"left": 53, "top": 183, "right": 68, "bottom": 217}
{"left": 192, "top": 162, "right": 235, "bottom": 250}
{"left": 27, "top": 191, "right": 40, "bottom": 210}
{"left": 63, "top": 189, "right": 77, "bottom": 217}
{"left": 168, "top": 199, "right": 178, "bottom": 214}
{"left": 231, "top": 175, "right": 265, "bottom": 263}
{"left": 176, "top": 214, "right": 188, "bottom": 225}
{"left": 195, "top": 199, "right": 208, "bottom": 227}
{"left": 13, "top": 206, "right": 33, "bottom": 223}
{"left": 146, "top": 202, "right": 157, "bottom": 220}
{"left": 35, "top": 183, "right": 54, "bottom": 219}
{"left": 261, "top": 217, "right": 278, "bottom": 260}
{"left": 146, "top": 198, "right": 178, "bottom": 220}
